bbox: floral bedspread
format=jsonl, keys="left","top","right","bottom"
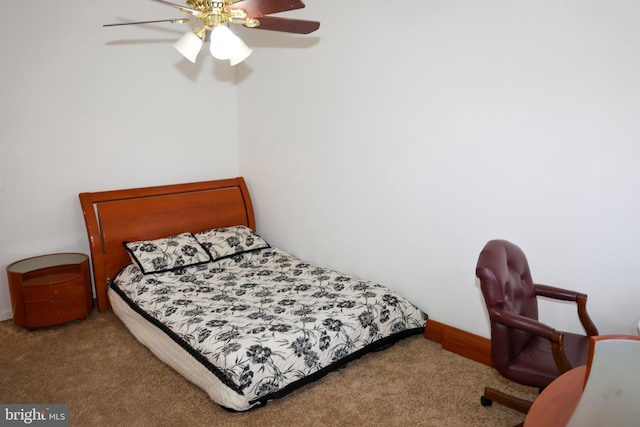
{"left": 111, "top": 247, "right": 427, "bottom": 410}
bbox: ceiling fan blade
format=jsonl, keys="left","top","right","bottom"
{"left": 226, "top": 0, "right": 306, "bottom": 18}
{"left": 103, "top": 18, "right": 192, "bottom": 27}
{"left": 248, "top": 16, "right": 320, "bottom": 34}
{"left": 150, "top": 0, "right": 200, "bottom": 16}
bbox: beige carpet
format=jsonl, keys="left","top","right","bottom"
{"left": 0, "top": 311, "right": 538, "bottom": 426}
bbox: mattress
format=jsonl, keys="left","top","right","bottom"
{"left": 110, "top": 245, "right": 427, "bottom": 411}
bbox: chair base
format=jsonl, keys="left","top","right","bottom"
{"left": 481, "top": 386, "right": 533, "bottom": 414}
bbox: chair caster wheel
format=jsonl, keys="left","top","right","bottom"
{"left": 480, "top": 396, "right": 493, "bottom": 407}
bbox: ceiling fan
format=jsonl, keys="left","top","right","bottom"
{"left": 104, "top": 0, "right": 320, "bottom": 65}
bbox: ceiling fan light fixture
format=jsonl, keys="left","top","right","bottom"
{"left": 174, "top": 31, "right": 203, "bottom": 63}
{"left": 105, "top": 0, "right": 320, "bottom": 66}
{"left": 209, "top": 25, "right": 251, "bottom": 65}
{"left": 209, "top": 25, "right": 238, "bottom": 60}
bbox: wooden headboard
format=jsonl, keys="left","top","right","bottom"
{"left": 79, "top": 177, "right": 255, "bottom": 312}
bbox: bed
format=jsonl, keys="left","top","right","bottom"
{"left": 79, "top": 177, "right": 427, "bottom": 411}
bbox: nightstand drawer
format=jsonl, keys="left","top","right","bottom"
{"left": 22, "top": 276, "right": 86, "bottom": 303}
{"left": 24, "top": 296, "right": 88, "bottom": 329}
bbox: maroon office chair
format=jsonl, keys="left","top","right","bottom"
{"left": 475, "top": 240, "right": 599, "bottom": 416}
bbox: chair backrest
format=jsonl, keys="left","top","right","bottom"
{"left": 475, "top": 240, "right": 539, "bottom": 373}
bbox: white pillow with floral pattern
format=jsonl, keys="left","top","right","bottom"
{"left": 195, "top": 226, "right": 270, "bottom": 262}
{"left": 124, "top": 232, "right": 211, "bottom": 274}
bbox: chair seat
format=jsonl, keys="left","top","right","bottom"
{"left": 505, "top": 332, "right": 592, "bottom": 388}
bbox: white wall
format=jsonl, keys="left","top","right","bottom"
{"left": 0, "top": 0, "right": 239, "bottom": 319}
{"left": 239, "top": 1, "right": 640, "bottom": 336}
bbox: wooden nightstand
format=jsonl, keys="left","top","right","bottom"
{"left": 6, "top": 253, "right": 93, "bottom": 330}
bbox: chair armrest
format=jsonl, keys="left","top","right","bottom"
{"left": 489, "top": 307, "right": 574, "bottom": 373}
{"left": 534, "top": 284, "right": 581, "bottom": 301}
{"left": 489, "top": 307, "right": 555, "bottom": 340}
{"left": 534, "top": 284, "right": 599, "bottom": 337}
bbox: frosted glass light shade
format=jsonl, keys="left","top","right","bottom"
{"left": 229, "top": 42, "right": 252, "bottom": 66}
{"left": 209, "top": 25, "right": 252, "bottom": 65}
{"left": 209, "top": 26, "right": 236, "bottom": 60}
{"left": 174, "top": 31, "right": 203, "bottom": 63}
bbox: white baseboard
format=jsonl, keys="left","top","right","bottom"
{"left": 0, "top": 309, "right": 13, "bottom": 322}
